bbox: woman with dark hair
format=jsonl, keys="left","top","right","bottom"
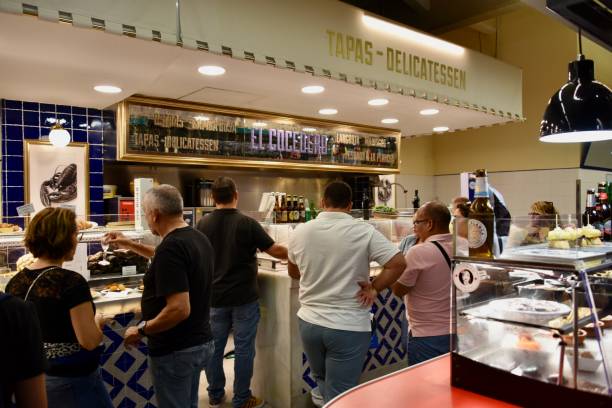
{"left": 6, "top": 208, "right": 111, "bottom": 408}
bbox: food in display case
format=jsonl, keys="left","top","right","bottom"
{"left": 580, "top": 224, "right": 603, "bottom": 246}
{"left": 87, "top": 249, "right": 148, "bottom": 276}
{"left": 105, "top": 282, "right": 126, "bottom": 292}
{"left": 16, "top": 253, "right": 37, "bottom": 272}
{"left": 452, "top": 221, "right": 612, "bottom": 406}
{"left": 0, "top": 223, "right": 21, "bottom": 233}
{"left": 76, "top": 219, "right": 97, "bottom": 230}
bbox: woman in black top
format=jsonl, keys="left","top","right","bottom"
{"left": 7, "top": 208, "right": 112, "bottom": 408}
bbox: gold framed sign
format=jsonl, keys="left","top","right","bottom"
{"left": 116, "top": 96, "right": 400, "bottom": 173}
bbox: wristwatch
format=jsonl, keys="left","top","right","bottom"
{"left": 137, "top": 320, "right": 147, "bottom": 337}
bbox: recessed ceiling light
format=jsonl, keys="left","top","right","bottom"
{"left": 302, "top": 127, "right": 317, "bottom": 132}
{"left": 381, "top": 118, "right": 399, "bottom": 124}
{"left": 302, "top": 85, "right": 325, "bottom": 94}
{"left": 368, "top": 98, "right": 389, "bottom": 106}
{"left": 253, "top": 122, "right": 267, "bottom": 127}
{"left": 420, "top": 108, "right": 439, "bottom": 116}
{"left": 198, "top": 65, "right": 226, "bottom": 76}
{"left": 433, "top": 126, "right": 450, "bottom": 132}
{"left": 94, "top": 85, "right": 122, "bottom": 94}
{"left": 194, "top": 115, "right": 209, "bottom": 121}
{"left": 318, "top": 108, "right": 338, "bottom": 115}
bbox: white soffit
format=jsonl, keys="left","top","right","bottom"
{"left": 0, "top": 10, "right": 520, "bottom": 137}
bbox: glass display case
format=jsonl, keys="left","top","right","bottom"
{"left": 0, "top": 215, "right": 148, "bottom": 299}
{"left": 452, "top": 216, "right": 612, "bottom": 405}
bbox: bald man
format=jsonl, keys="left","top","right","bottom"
{"left": 392, "top": 202, "right": 454, "bottom": 366}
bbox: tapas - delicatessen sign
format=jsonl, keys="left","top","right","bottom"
{"left": 116, "top": 97, "right": 399, "bottom": 173}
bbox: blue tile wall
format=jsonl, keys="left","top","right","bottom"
{"left": 1, "top": 99, "right": 114, "bottom": 220}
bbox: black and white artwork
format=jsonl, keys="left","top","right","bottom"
{"left": 25, "top": 141, "right": 89, "bottom": 216}
{"left": 40, "top": 163, "right": 77, "bottom": 206}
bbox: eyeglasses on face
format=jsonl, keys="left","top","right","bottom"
{"left": 413, "top": 219, "right": 430, "bottom": 225}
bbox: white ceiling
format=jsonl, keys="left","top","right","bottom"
{"left": 0, "top": 12, "right": 514, "bottom": 137}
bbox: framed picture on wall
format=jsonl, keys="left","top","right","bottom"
{"left": 24, "top": 141, "right": 89, "bottom": 217}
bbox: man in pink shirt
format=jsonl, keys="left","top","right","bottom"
{"left": 392, "top": 202, "right": 454, "bottom": 366}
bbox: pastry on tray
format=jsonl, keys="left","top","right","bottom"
{"left": 105, "top": 283, "right": 126, "bottom": 292}
{"left": 546, "top": 226, "right": 572, "bottom": 249}
{"left": 0, "top": 223, "right": 21, "bottom": 233}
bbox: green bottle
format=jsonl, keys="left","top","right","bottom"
{"left": 305, "top": 198, "right": 311, "bottom": 221}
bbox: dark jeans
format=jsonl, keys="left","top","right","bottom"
{"left": 205, "top": 301, "right": 260, "bottom": 408}
{"left": 149, "top": 341, "right": 214, "bottom": 408}
{"left": 407, "top": 332, "right": 452, "bottom": 366}
{"left": 46, "top": 368, "right": 113, "bottom": 408}
{"left": 298, "top": 318, "right": 371, "bottom": 404}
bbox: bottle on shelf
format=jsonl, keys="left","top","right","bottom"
{"left": 412, "top": 189, "right": 420, "bottom": 210}
{"left": 583, "top": 188, "right": 599, "bottom": 227}
{"left": 362, "top": 191, "right": 370, "bottom": 220}
{"left": 280, "top": 194, "right": 288, "bottom": 223}
{"left": 273, "top": 193, "right": 281, "bottom": 224}
{"left": 298, "top": 196, "right": 306, "bottom": 223}
{"left": 293, "top": 195, "right": 300, "bottom": 223}
{"left": 468, "top": 169, "right": 495, "bottom": 259}
{"left": 596, "top": 182, "right": 611, "bottom": 240}
{"left": 305, "top": 198, "right": 311, "bottom": 221}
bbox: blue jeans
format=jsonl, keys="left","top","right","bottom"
{"left": 407, "top": 332, "right": 452, "bottom": 366}
{"left": 205, "top": 301, "right": 260, "bottom": 408}
{"left": 46, "top": 368, "right": 113, "bottom": 408}
{"left": 149, "top": 341, "right": 214, "bottom": 408}
{"left": 298, "top": 318, "right": 370, "bottom": 404}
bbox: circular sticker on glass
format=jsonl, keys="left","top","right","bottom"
{"left": 453, "top": 263, "right": 483, "bottom": 293}
{"left": 468, "top": 219, "right": 487, "bottom": 248}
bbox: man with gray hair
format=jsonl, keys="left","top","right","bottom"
{"left": 106, "top": 185, "right": 215, "bottom": 408}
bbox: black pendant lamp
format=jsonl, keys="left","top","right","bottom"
{"left": 539, "top": 30, "right": 612, "bottom": 143}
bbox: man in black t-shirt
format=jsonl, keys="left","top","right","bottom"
{"left": 0, "top": 292, "right": 47, "bottom": 408}
{"left": 197, "top": 177, "right": 287, "bottom": 408}
{"left": 118, "top": 185, "right": 214, "bottom": 408}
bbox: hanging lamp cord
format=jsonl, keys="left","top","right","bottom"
{"left": 578, "top": 28, "right": 583, "bottom": 57}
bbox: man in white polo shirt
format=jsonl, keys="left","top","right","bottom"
{"left": 288, "top": 181, "right": 406, "bottom": 404}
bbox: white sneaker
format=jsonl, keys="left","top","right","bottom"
{"left": 311, "top": 387, "right": 324, "bottom": 408}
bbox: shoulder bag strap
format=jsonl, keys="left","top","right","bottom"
{"left": 24, "top": 266, "right": 59, "bottom": 301}
{"left": 431, "top": 241, "right": 452, "bottom": 270}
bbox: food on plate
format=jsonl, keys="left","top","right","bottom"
{"left": 583, "top": 321, "right": 605, "bottom": 338}
{"left": 516, "top": 334, "right": 541, "bottom": 351}
{"left": 76, "top": 219, "right": 94, "bottom": 230}
{"left": 580, "top": 350, "right": 594, "bottom": 359}
{"left": 562, "top": 329, "right": 587, "bottom": 346}
{"left": 507, "top": 298, "right": 566, "bottom": 314}
{"left": 579, "top": 225, "right": 603, "bottom": 246}
{"left": 16, "top": 253, "right": 37, "bottom": 272}
{"left": 0, "top": 223, "right": 20, "bottom": 233}
{"left": 594, "top": 270, "right": 612, "bottom": 279}
{"left": 549, "top": 307, "right": 591, "bottom": 329}
{"left": 138, "top": 280, "right": 144, "bottom": 291}
{"left": 90, "top": 290, "right": 101, "bottom": 299}
{"left": 105, "top": 283, "right": 126, "bottom": 292}
{"left": 546, "top": 226, "right": 573, "bottom": 249}
{"left": 601, "top": 315, "right": 612, "bottom": 328}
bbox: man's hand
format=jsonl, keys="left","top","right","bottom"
{"left": 356, "top": 281, "right": 377, "bottom": 307}
{"left": 123, "top": 326, "right": 141, "bottom": 349}
{"left": 103, "top": 231, "right": 132, "bottom": 250}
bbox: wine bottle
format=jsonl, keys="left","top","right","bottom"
{"left": 362, "top": 192, "right": 370, "bottom": 220}
{"left": 468, "top": 169, "right": 495, "bottom": 258}
{"left": 412, "top": 189, "right": 420, "bottom": 209}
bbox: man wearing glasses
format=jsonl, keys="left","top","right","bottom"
{"left": 392, "top": 202, "right": 454, "bottom": 366}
